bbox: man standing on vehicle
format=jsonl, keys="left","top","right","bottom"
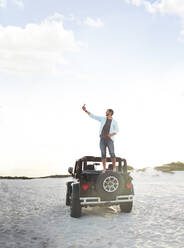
{"left": 82, "top": 104, "right": 119, "bottom": 172}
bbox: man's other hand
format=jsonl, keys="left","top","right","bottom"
{"left": 107, "top": 133, "right": 116, "bottom": 138}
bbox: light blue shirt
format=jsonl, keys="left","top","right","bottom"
{"left": 89, "top": 113, "right": 119, "bottom": 141}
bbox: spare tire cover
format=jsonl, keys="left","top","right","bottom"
{"left": 96, "top": 171, "right": 124, "bottom": 201}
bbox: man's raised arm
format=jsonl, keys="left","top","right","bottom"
{"left": 82, "top": 104, "right": 103, "bottom": 122}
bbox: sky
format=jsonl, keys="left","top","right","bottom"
{"left": 0, "top": 0, "right": 184, "bottom": 176}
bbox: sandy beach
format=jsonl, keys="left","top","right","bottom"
{"left": 1, "top": 170, "right": 184, "bottom": 248}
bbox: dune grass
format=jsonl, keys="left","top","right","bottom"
{"left": 155, "top": 162, "right": 184, "bottom": 172}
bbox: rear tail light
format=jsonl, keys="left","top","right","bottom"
{"left": 82, "top": 184, "right": 88, "bottom": 191}
{"left": 126, "top": 183, "right": 132, "bottom": 190}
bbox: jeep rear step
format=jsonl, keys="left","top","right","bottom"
{"left": 80, "top": 195, "right": 133, "bottom": 206}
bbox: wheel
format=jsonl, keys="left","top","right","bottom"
{"left": 70, "top": 183, "right": 81, "bottom": 218}
{"left": 96, "top": 171, "right": 124, "bottom": 201}
{"left": 66, "top": 181, "right": 73, "bottom": 206}
{"left": 120, "top": 201, "right": 133, "bottom": 213}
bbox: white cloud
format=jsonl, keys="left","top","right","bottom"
{"left": 0, "top": 0, "right": 6, "bottom": 8}
{"left": 125, "top": 0, "right": 184, "bottom": 16}
{"left": 84, "top": 17, "right": 104, "bottom": 28}
{"left": 125, "top": 0, "right": 184, "bottom": 36}
{"left": 148, "top": 0, "right": 184, "bottom": 16}
{"left": 0, "top": 0, "right": 24, "bottom": 8}
{"left": 47, "top": 13, "right": 79, "bottom": 23}
{"left": 13, "top": 0, "right": 24, "bottom": 8}
{"left": 125, "top": 0, "right": 143, "bottom": 6}
{"left": 47, "top": 12, "right": 65, "bottom": 21}
{"left": 47, "top": 14, "right": 104, "bottom": 28}
{"left": 0, "top": 18, "right": 80, "bottom": 74}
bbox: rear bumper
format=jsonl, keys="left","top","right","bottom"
{"left": 80, "top": 195, "right": 133, "bottom": 206}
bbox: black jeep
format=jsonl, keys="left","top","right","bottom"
{"left": 66, "top": 156, "right": 134, "bottom": 218}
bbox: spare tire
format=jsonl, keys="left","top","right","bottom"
{"left": 96, "top": 171, "right": 124, "bottom": 201}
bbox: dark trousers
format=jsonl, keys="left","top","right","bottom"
{"left": 100, "top": 138, "right": 115, "bottom": 158}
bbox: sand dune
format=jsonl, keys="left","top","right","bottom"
{"left": 1, "top": 171, "right": 184, "bottom": 248}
